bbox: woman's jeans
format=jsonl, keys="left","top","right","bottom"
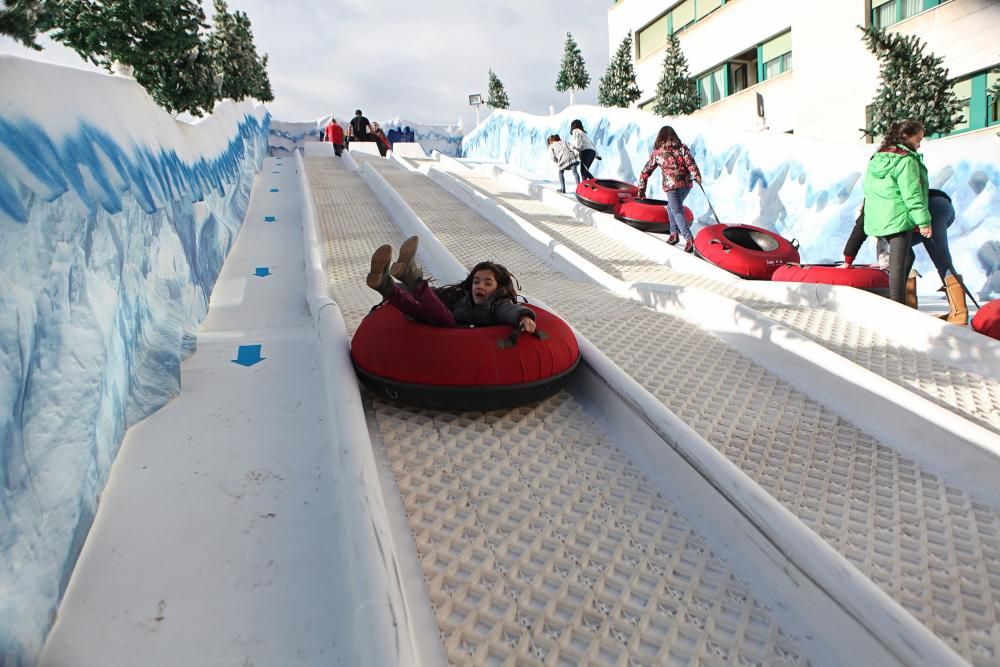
{"left": 579, "top": 149, "right": 597, "bottom": 180}
{"left": 558, "top": 163, "right": 581, "bottom": 191}
{"left": 665, "top": 187, "right": 693, "bottom": 240}
{"left": 386, "top": 281, "right": 456, "bottom": 327}
{"left": 912, "top": 196, "right": 955, "bottom": 281}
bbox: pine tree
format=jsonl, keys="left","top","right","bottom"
{"left": 555, "top": 32, "right": 590, "bottom": 107}
{"left": 0, "top": 0, "right": 63, "bottom": 49}
{"left": 861, "top": 24, "right": 962, "bottom": 137}
{"left": 597, "top": 32, "right": 641, "bottom": 108}
{"left": 653, "top": 32, "right": 699, "bottom": 116}
{"left": 53, "top": 0, "right": 217, "bottom": 116}
{"left": 208, "top": 0, "right": 273, "bottom": 103}
{"left": 486, "top": 69, "right": 509, "bottom": 110}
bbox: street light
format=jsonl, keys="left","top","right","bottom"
{"left": 469, "top": 93, "right": 483, "bottom": 127}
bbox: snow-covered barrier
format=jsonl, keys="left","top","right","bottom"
{"left": 462, "top": 107, "right": 999, "bottom": 300}
{"left": 0, "top": 55, "right": 268, "bottom": 665}
{"left": 382, "top": 115, "right": 462, "bottom": 157}
{"left": 268, "top": 118, "right": 321, "bottom": 154}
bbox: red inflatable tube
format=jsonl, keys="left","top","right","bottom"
{"left": 694, "top": 224, "right": 800, "bottom": 280}
{"left": 351, "top": 304, "right": 581, "bottom": 410}
{"left": 613, "top": 197, "right": 693, "bottom": 233}
{"left": 771, "top": 263, "right": 889, "bottom": 296}
{"left": 575, "top": 178, "right": 639, "bottom": 212}
{"left": 972, "top": 300, "right": 1000, "bottom": 341}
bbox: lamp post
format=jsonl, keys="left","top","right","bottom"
{"left": 469, "top": 93, "right": 483, "bottom": 127}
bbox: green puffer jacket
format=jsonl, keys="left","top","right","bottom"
{"left": 862, "top": 145, "right": 930, "bottom": 237}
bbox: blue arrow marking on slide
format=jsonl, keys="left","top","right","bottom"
{"left": 233, "top": 345, "right": 265, "bottom": 367}
{"left": 264, "top": 215, "right": 276, "bottom": 222}
{"left": 269, "top": 188, "right": 279, "bottom": 192}
{"left": 254, "top": 267, "right": 271, "bottom": 277}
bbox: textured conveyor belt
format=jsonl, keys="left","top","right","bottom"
{"left": 306, "top": 156, "right": 811, "bottom": 666}
{"left": 444, "top": 165, "right": 1000, "bottom": 437}
{"left": 348, "top": 154, "right": 1000, "bottom": 667}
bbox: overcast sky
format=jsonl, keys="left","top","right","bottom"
{"left": 0, "top": 0, "right": 613, "bottom": 130}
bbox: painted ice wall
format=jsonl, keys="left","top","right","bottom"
{"left": 0, "top": 55, "right": 268, "bottom": 665}
{"left": 269, "top": 114, "right": 463, "bottom": 157}
{"left": 382, "top": 115, "right": 462, "bottom": 157}
{"left": 463, "top": 107, "right": 999, "bottom": 299}
{"left": 268, "top": 118, "right": 321, "bottom": 154}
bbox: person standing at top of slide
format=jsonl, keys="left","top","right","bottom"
{"left": 348, "top": 109, "right": 373, "bottom": 145}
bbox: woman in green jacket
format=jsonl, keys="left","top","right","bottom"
{"left": 862, "top": 119, "right": 932, "bottom": 305}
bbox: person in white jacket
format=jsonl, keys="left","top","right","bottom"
{"left": 547, "top": 134, "right": 580, "bottom": 193}
{"left": 569, "top": 119, "right": 599, "bottom": 180}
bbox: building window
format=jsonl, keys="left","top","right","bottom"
{"left": 671, "top": 0, "right": 696, "bottom": 31}
{"left": 696, "top": 0, "right": 723, "bottom": 19}
{"left": 728, "top": 47, "right": 759, "bottom": 95}
{"left": 760, "top": 31, "right": 792, "bottom": 81}
{"left": 697, "top": 66, "right": 725, "bottom": 106}
{"left": 940, "top": 68, "right": 1000, "bottom": 136}
{"left": 989, "top": 71, "right": 999, "bottom": 125}
{"left": 872, "top": 0, "right": 944, "bottom": 29}
{"left": 637, "top": 13, "right": 668, "bottom": 60}
{"left": 950, "top": 77, "right": 972, "bottom": 133}
{"left": 636, "top": 1, "right": 728, "bottom": 59}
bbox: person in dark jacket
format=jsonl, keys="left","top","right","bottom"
{"left": 862, "top": 119, "right": 933, "bottom": 306}
{"left": 348, "top": 109, "right": 372, "bottom": 144}
{"left": 365, "top": 236, "right": 536, "bottom": 331}
{"left": 637, "top": 125, "right": 703, "bottom": 252}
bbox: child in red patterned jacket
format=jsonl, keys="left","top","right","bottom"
{"left": 637, "top": 126, "right": 703, "bottom": 252}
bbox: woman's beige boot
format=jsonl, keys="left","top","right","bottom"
{"left": 938, "top": 274, "right": 969, "bottom": 326}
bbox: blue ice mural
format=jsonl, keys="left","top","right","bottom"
{"left": 0, "top": 55, "right": 268, "bottom": 665}
{"left": 463, "top": 107, "right": 999, "bottom": 299}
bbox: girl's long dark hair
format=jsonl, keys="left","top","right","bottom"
{"left": 570, "top": 119, "right": 585, "bottom": 133}
{"left": 435, "top": 261, "right": 520, "bottom": 309}
{"left": 654, "top": 125, "right": 681, "bottom": 149}
{"left": 878, "top": 119, "right": 924, "bottom": 152}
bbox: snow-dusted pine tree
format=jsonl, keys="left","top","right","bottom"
{"left": 208, "top": 0, "right": 273, "bottom": 103}
{"left": 555, "top": 32, "right": 590, "bottom": 107}
{"left": 861, "top": 24, "right": 962, "bottom": 137}
{"left": 0, "top": 0, "right": 62, "bottom": 49}
{"left": 653, "top": 32, "right": 699, "bottom": 116}
{"left": 487, "top": 69, "right": 509, "bottom": 109}
{"left": 597, "top": 32, "right": 641, "bottom": 108}
{"left": 54, "top": 0, "right": 217, "bottom": 116}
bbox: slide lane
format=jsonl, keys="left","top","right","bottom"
{"left": 303, "top": 151, "right": 964, "bottom": 667}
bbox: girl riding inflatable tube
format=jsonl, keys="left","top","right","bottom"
{"left": 353, "top": 236, "right": 580, "bottom": 410}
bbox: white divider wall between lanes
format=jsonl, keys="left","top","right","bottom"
{"left": 488, "top": 164, "right": 1000, "bottom": 380}
{"left": 354, "top": 159, "right": 970, "bottom": 667}
{"left": 420, "top": 162, "right": 1000, "bottom": 507}
{"left": 295, "top": 150, "right": 441, "bottom": 667}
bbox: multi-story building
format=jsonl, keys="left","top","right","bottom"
{"left": 607, "top": 0, "right": 1000, "bottom": 142}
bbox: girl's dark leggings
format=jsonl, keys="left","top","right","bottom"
{"left": 579, "top": 149, "right": 597, "bottom": 180}
{"left": 883, "top": 231, "right": 915, "bottom": 304}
